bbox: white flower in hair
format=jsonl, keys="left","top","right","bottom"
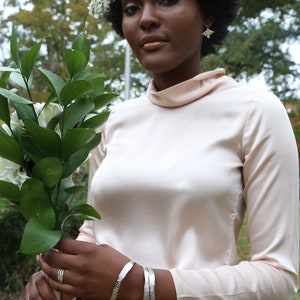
{"left": 88, "top": 0, "right": 111, "bottom": 18}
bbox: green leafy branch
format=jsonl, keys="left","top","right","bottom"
{"left": 0, "top": 26, "right": 117, "bottom": 255}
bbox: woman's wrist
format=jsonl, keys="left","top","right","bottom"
{"left": 118, "top": 264, "right": 176, "bottom": 300}
{"left": 119, "top": 263, "right": 144, "bottom": 299}
{"left": 110, "top": 260, "right": 136, "bottom": 300}
{"left": 154, "top": 269, "right": 176, "bottom": 300}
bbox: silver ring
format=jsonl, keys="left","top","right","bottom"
{"left": 57, "top": 268, "right": 64, "bottom": 284}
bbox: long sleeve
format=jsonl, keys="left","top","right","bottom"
{"left": 170, "top": 92, "right": 299, "bottom": 299}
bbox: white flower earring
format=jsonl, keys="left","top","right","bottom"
{"left": 202, "top": 25, "right": 215, "bottom": 39}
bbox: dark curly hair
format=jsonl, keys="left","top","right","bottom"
{"left": 104, "top": 0, "right": 240, "bottom": 57}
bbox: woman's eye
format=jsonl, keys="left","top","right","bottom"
{"left": 160, "top": 0, "right": 179, "bottom": 6}
{"left": 123, "top": 4, "right": 139, "bottom": 15}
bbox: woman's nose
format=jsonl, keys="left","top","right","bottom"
{"left": 139, "top": 3, "right": 160, "bottom": 31}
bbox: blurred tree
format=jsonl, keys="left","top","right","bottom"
{"left": 0, "top": 0, "right": 137, "bottom": 100}
{"left": 202, "top": 0, "right": 300, "bottom": 101}
{"left": 1, "top": 0, "right": 299, "bottom": 100}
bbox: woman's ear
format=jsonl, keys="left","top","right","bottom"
{"left": 204, "top": 17, "right": 215, "bottom": 28}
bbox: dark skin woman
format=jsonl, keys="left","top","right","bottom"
{"left": 26, "top": 0, "right": 299, "bottom": 299}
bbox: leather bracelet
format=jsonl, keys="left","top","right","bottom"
{"left": 110, "top": 260, "right": 135, "bottom": 300}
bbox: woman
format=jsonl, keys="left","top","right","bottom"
{"left": 26, "top": 0, "right": 299, "bottom": 299}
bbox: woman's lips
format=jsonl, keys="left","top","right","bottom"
{"left": 142, "top": 41, "right": 166, "bottom": 50}
{"left": 140, "top": 35, "right": 167, "bottom": 51}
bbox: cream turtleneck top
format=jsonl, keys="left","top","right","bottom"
{"left": 78, "top": 69, "right": 299, "bottom": 299}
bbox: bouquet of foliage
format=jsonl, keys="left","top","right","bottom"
{"left": 0, "top": 27, "right": 116, "bottom": 255}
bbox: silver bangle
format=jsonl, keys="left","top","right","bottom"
{"left": 147, "top": 267, "right": 155, "bottom": 300}
{"left": 110, "top": 260, "right": 135, "bottom": 300}
{"left": 143, "top": 266, "right": 155, "bottom": 300}
{"left": 143, "top": 267, "right": 150, "bottom": 300}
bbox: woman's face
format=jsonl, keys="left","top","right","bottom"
{"left": 122, "top": 0, "right": 205, "bottom": 86}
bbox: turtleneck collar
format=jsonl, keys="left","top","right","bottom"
{"left": 146, "top": 69, "right": 235, "bottom": 108}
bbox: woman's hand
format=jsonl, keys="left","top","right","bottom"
{"left": 25, "top": 269, "right": 73, "bottom": 300}
{"left": 39, "top": 238, "right": 134, "bottom": 300}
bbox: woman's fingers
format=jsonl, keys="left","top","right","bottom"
{"left": 54, "top": 238, "right": 87, "bottom": 254}
{"left": 42, "top": 239, "right": 96, "bottom": 270}
{"left": 42, "top": 249, "right": 74, "bottom": 271}
{"left": 40, "top": 241, "right": 131, "bottom": 299}
{"left": 40, "top": 259, "right": 80, "bottom": 297}
{"left": 35, "top": 274, "right": 57, "bottom": 300}
{"left": 61, "top": 294, "right": 75, "bottom": 300}
{"left": 25, "top": 271, "right": 57, "bottom": 300}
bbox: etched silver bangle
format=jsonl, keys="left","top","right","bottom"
{"left": 109, "top": 260, "right": 135, "bottom": 300}
{"left": 143, "top": 266, "right": 156, "bottom": 300}
{"left": 143, "top": 266, "right": 150, "bottom": 300}
{"left": 147, "top": 267, "right": 155, "bottom": 300}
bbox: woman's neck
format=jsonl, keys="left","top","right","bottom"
{"left": 152, "top": 64, "right": 201, "bottom": 91}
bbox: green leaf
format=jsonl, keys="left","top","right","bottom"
{"left": 14, "top": 103, "right": 37, "bottom": 122}
{"left": 69, "top": 204, "right": 101, "bottom": 220}
{"left": 32, "top": 157, "right": 63, "bottom": 188}
{"left": 73, "top": 71, "right": 104, "bottom": 81}
{"left": 55, "top": 176, "right": 75, "bottom": 207}
{"left": 60, "top": 98, "right": 94, "bottom": 135}
{"left": 62, "top": 133, "right": 101, "bottom": 178}
{"left": 67, "top": 203, "right": 101, "bottom": 219}
{"left": 0, "top": 80, "right": 10, "bottom": 124}
{"left": 64, "top": 49, "right": 87, "bottom": 79}
{"left": 64, "top": 185, "right": 86, "bottom": 195}
{"left": 0, "top": 71, "right": 10, "bottom": 82}
{"left": 20, "top": 178, "right": 56, "bottom": 229}
{"left": 18, "top": 217, "right": 61, "bottom": 255}
{"left": 10, "top": 71, "right": 30, "bottom": 90}
{"left": 21, "top": 41, "right": 42, "bottom": 80}
{"left": 21, "top": 136, "right": 51, "bottom": 161}
{"left": 62, "top": 146, "right": 90, "bottom": 178}
{"left": 60, "top": 80, "right": 93, "bottom": 107}
{"left": 80, "top": 111, "right": 110, "bottom": 129}
{"left": 94, "top": 93, "right": 118, "bottom": 110}
{"left": 10, "top": 26, "right": 20, "bottom": 67}
{"left": 44, "top": 91, "right": 58, "bottom": 108}
{"left": 38, "top": 68, "right": 65, "bottom": 103}
{"left": 0, "top": 67, "right": 19, "bottom": 72}
{"left": 0, "top": 131, "right": 25, "bottom": 167}
{"left": 61, "top": 204, "right": 101, "bottom": 231}
{"left": 72, "top": 32, "right": 90, "bottom": 62}
{"left": 0, "top": 88, "right": 32, "bottom": 104}
{"left": 47, "top": 113, "right": 62, "bottom": 130}
{"left": 0, "top": 180, "right": 21, "bottom": 203}
{"left": 87, "top": 75, "right": 104, "bottom": 98}
{"left": 23, "top": 118, "right": 61, "bottom": 157}
{"left": 61, "top": 128, "right": 96, "bottom": 159}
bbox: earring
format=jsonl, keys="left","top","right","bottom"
{"left": 202, "top": 25, "right": 215, "bottom": 39}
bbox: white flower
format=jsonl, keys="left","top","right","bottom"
{"left": 88, "top": 0, "right": 111, "bottom": 18}
{"left": 35, "top": 102, "right": 63, "bottom": 129}
{"left": 0, "top": 103, "right": 63, "bottom": 187}
{"left": 0, "top": 157, "right": 29, "bottom": 187}
{"left": 5, "top": 103, "right": 63, "bottom": 132}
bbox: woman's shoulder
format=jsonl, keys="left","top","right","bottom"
{"left": 222, "top": 78, "right": 285, "bottom": 111}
